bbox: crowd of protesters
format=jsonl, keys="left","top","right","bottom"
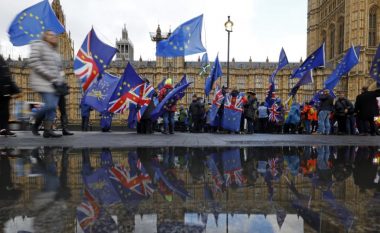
{"left": 161, "top": 86, "right": 380, "bottom": 136}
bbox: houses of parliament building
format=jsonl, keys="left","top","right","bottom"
{"left": 5, "top": 0, "right": 380, "bottom": 125}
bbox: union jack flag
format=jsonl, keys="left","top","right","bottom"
{"left": 76, "top": 189, "right": 116, "bottom": 233}
{"left": 224, "top": 93, "right": 246, "bottom": 112}
{"left": 108, "top": 164, "right": 153, "bottom": 203}
{"left": 212, "top": 85, "right": 224, "bottom": 107}
{"left": 207, "top": 85, "right": 225, "bottom": 125}
{"left": 108, "top": 63, "right": 144, "bottom": 113}
{"left": 222, "top": 149, "right": 246, "bottom": 187}
{"left": 127, "top": 82, "right": 155, "bottom": 122}
{"left": 74, "top": 28, "right": 117, "bottom": 92}
{"left": 268, "top": 103, "right": 283, "bottom": 123}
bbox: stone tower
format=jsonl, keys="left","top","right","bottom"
{"left": 115, "top": 25, "right": 134, "bottom": 61}
{"left": 51, "top": 0, "right": 74, "bottom": 61}
{"left": 307, "top": 0, "right": 380, "bottom": 99}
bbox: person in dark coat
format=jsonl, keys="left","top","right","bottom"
{"left": 355, "top": 86, "right": 380, "bottom": 136}
{"left": 189, "top": 95, "right": 205, "bottom": 133}
{"left": 0, "top": 55, "right": 20, "bottom": 136}
{"left": 243, "top": 91, "right": 258, "bottom": 134}
{"left": 334, "top": 93, "right": 348, "bottom": 134}
{"left": 140, "top": 91, "right": 157, "bottom": 134}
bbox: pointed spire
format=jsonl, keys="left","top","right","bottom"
{"left": 300, "top": 57, "right": 303, "bottom": 63}
{"left": 249, "top": 56, "right": 252, "bottom": 62}
{"left": 232, "top": 57, "right": 235, "bottom": 62}
{"left": 139, "top": 55, "right": 142, "bottom": 62}
{"left": 266, "top": 56, "right": 269, "bottom": 63}
{"left": 198, "top": 56, "right": 201, "bottom": 62}
{"left": 7, "top": 54, "right": 11, "bottom": 61}
{"left": 18, "top": 55, "right": 21, "bottom": 61}
{"left": 156, "top": 24, "right": 162, "bottom": 36}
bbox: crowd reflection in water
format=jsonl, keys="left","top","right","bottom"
{"left": 0, "top": 146, "right": 379, "bottom": 232}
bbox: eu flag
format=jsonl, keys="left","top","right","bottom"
{"left": 156, "top": 15, "right": 206, "bottom": 57}
{"left": 292, "top": 43, "right": 325, "bottom": 78}
{"left": 157, "top": 77, "right": 167, "bottom": 91}
{"left": 8, "top": 0, "right": 65, "bottom": 46}
{"left": 151, "top": 82, "right": 191, "bottom": 121}
{"left": 289, "top": 70, "right": 313, "bottom": 97}
{"left": 74, "top": 28, "right": 118, "bottom": 92}
{"left": 325, "top": 45, "right": 360, "bottom": 90}
{"left": 266, "top": 48, "right": 288, "bottom": 106}
{"left": 205, "top": 55, "right": 223, "bottom": 96}
{"left": 84, "top": 72, "right": 119, "bottom": 112}
{"left": 222, "top": 93, "right": 247, "bottom": 132}
{"left": 108, "top": 63, "right": 144, "bottom": 113}
{"left": 83, "top": 167, "right": 121, "bottom": 206}
{"left": 370, "top": 44, "right": 380, "bottom": 86}
{"left": 174, "top": 75, "right": 188, "bottom": 100}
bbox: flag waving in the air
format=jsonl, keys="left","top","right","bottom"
{"left": 292, "top": 43, "right": 325, "bottom": 78}
{"left": 205, "top": 55, "right": 223, "bottom": 96}
{"left": 156, "top": 14, "right": 206, "bottom": 57}
{"left": 74, "top": 28, "right": 118, "bottom": 92}
{"left": 8, "top": 0, "right": 65, "bottom": 46}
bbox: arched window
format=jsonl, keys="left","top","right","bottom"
{"left": 329, "top": 24, "right": 335, "bottom": 59}
{"left": 338, "top": 17, "right": 344, "bottom": 54}
{"left": 369, "top": 6, "right": 377, "bottom": 47}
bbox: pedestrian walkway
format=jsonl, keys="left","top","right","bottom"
{"left": 1, "top": 131, "right": 379, "bottom": 148}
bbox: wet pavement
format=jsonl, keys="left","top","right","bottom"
{"left": 0, "top": 146, "right": 379, "bottom": 233}
{"left": 1, "top": 131, "right": 380, "bottom": 148}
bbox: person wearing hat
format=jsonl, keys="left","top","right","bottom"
{"left": 242, "top": 91, "right": 258, "bottom": 134}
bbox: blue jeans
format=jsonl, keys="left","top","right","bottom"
{"left": 346, "top": 115, "right": 356, "bottom": 135}
{"left": 318, "top": 110, "right": 331, "bottom": 135}
{"left": 36, "top": 93, "right": 59, "bottom": 121}
{"left": 305, "top": 120, "right": 311, "bottom": 134}
{"left": 317, "top": 146, "right": 330, "bottom": 170}
{"left": 163, "top": 111, "right": 175, "bottom": 132}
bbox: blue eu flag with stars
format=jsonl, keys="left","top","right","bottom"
{"left": 370, "top": 44, "right": 380, "bottom": 86}
{"left": 156, "top": 14, "right": 206, "bottom": 57}
{"left": 8, "top": 0, "right": 65, "bottom": 46}
{"left": 292, "top": 43, "right": 325, "bottom": 78}
{"left": 84, "top": 72, "right": 119, "bottom": 113}
{"left": 325, "top": 45, "right": 360, "bottom": 90}
{"left": 205, "top": 55, "right": 223, "bottom": 96}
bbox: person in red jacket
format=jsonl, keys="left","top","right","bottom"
{"left": 159, "top": 79, "right": 176, "bottom": 134}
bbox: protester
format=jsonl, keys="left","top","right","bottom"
{"left": 302, "top": 101, "right": 314, "bottom": 134}
{"left": 100, "top": 111, "right": 113, "bottom": 132}
{"left": 284, "top": 102, "right": 301, "bottom": 134}
{"left": 57, "top": 79, "right": 73, "bottom": 135}
{"left": 189, "top": 95, "right": 205, "bottom": 133}
{"left": 80, "top": 97, "right": 92, "bottom": 131}
{"left": 243, "top": 91, "right": 258, "bottom": 134}
{"left": 159, "top": 78, "right": 176, "bottom": 134}
{"left": 140, "top": 91, "right": 157, "bottom": 134}
{"left": 258, "top": 102, "right": 269, "bottom": 133}
{"left": 29, "top": 31, "right": 64, "bottom": 138}
{"left": 334, "top": 93, "right": 349, "bottom": 135}
{"left": 178, "top": 105, "right": 188, "bottom": 132}
{"left": 317, "top": 89, "right": 334, "bottom": 135}
{"left": 355, "top": 86, "right": 380, "bottom": 136}
{"left": 0, "top": 55, "right": 20, "bottom": 136}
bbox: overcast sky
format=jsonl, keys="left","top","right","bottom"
{"left": 0, "top": 0, "right": 307, "bottom": 62}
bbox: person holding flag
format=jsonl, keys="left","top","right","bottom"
{"left": 317, "top": 89, "right": 334, "bottom": 135}
{"left": 159, "top": 79, "right": 176, "bottom": 134}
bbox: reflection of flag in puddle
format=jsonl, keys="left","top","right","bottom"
{"left": 222, "top": 149, "right": 246, "bottom": 187}
{"left": 76, "top": 189, "right": 116, "bottom": 233}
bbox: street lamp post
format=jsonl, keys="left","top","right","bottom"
{"left": 225, "top": 16, "right": 233, "bottom": 88}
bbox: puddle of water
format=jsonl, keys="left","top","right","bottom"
{"left": 0, "top": 146, "right": 379, "bottom": 233}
